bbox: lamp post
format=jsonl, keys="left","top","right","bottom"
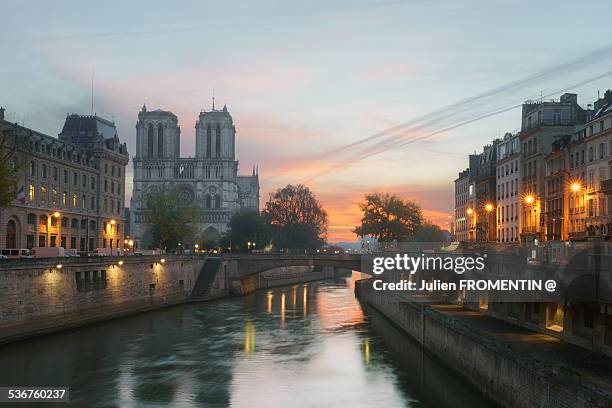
{"left": 524, "top": 194, "right": 536, "bottom": 242}
{"left": 47, "top": 211, "right": 61, "bottom": 248}
{"left": 484, "top": 203, "right": 494, "bottom": 242}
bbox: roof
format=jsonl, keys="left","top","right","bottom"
{"left": 60, "top": 114, "right": 118, "bottom": 140}
{"left": 237, "top": 175, "right": 258, "bottom": 193}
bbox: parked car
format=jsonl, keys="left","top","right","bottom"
{"left": 93, "top": 248, "right": 122, "bottom": 257}
{"left": 30, "top": 247, "right": 66, "bottom": 258}
{"left": 1, "top": 248, "right": 33, "bottom": 259}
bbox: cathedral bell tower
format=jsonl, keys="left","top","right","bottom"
{"left": 195, "top": 103, "right": 236, "bottom": 160}
{"left": 135, "top": 104, "right": 180, "bottom": 159}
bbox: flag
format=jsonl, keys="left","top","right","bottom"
{"left": 16, "top": 185, "right": 26, "bottom": 203}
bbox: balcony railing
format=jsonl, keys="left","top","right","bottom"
{"left": 601, "top": 179, "right": 612, "bottom": 192}
{"left": 202, "top": 209, "right": 230, "bottom": 223}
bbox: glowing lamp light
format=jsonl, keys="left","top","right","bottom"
{"left": 118, "top": 261, "right": 124, "bottom": 266}
{"left": 524, "top": 195, "right": 535, "bottom": 204}
{"left": 466, "top": 208, "right": 474, "bottom": 215}
{"left": 571, "top": 183, "right": 581, "bottom": 192}
{"left": 485, "top": 203, "right": 494, "bottom": 212}
{"left": 110, "top": 219, "right": 116, "bottom": 225}
{"left": 160, "top": 258, "right": 166, "bottom": 263}
{"left": 53, "top": 211, "right": 61, "bottom": 218}
{"left": 56, "top": 264, "right": 62, "bottom": 269}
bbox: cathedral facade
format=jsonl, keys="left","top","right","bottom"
{"left": 130, "top": 104, "right": 259, "bottom": 247}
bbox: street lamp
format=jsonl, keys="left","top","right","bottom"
{"left": 524, "top": 195, "right": 535, "bottom": 204}
{"left": 484, "top": 203, "right": 494, "bottom": 212}
{"left": 570, "top": 182, "right": 581, "bottom": 192}
{"left": 466, "top": 208, "right": 474, "bottom": 215}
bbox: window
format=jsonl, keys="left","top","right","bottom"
{"left": 147, "top": 124, "right": 154, "bottom": 157}
{"left": 72, "top": 193, "right": 77, "bottom": 207}
{"left": 40, "top": 186, "right": 47, "bottom": 203}
{"left": 91, "top": 177, "right": 95, "bottom": 190}
{"left": 53, "top": 167, "right": 58, "bottom": 181}
{"left": 30, "top": 161, "right": 35, "bottom": 176}
{"left": 52, "top": 189, "right": 58, "bottom": 205}
{"left": 39, "top": 214, "right": 47, "bottom": 225}
{"left": 216, "top": 124, "right": 221, "bottom": 158}
{"left": 158, "top": 123, "right": 164, "bottom": 157}
{"left": 28, "top": 184, "right": 35, "bottom": 201}
{"left": 206, "top": 125, "right": 212, "bottom": 158}
{"left": 82, "top": 175, "right": 87, "bottom": 188}
{"left": 62, "top": 191, "right": 67, "bottom": 206}
{"left": 63, "top": 169, "right": 68, "bottom": 183}
{"left": 27, "top": 213, "right": 36, "bottom": 225}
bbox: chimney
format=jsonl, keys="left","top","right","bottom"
{"left": 0, "top": 107, "right": 4, "bottom": 121}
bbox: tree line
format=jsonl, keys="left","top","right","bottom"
{"left": 143, "top": 185, "right": 446, "bottom": 253}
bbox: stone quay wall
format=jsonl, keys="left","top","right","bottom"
{"left": 0, "top": 256, "right": 205, "bottom": 344}
{"left": 355, "top": 279, "right": 612, "bottom": 408}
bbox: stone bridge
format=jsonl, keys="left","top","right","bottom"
{"left": 224, "top": 253, "right": 367, "bottom": 277}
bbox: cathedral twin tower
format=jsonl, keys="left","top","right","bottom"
{"left": 130, "top": 103, "right": 260, "bottom": 246}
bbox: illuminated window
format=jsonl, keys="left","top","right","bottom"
{"left": 62, "top": 191, "right": 67, "bottom": 206}
{"left": 72, "top": 193, "right": 77, "bottom": 207}
{"left": 28, "top": 184, "right": 35, "bottom": 201}
{"left": 40, "top": 186, "right": 47, "bottom": 203}
{"left": 52, "top": 189, "right": 58, "bottom": 205}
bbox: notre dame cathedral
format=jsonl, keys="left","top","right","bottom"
{"left": 130, "top": 102, "right": 259, "bottom": 247}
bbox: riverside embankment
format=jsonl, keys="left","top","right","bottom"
{"left": 355, "top": 278, "right": 612, "bottom": 408}
{"left": 0, "top": 255, "right": 347, "bottom": 345}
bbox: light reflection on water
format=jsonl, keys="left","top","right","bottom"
{"left": 0, "top": 272, "right": 494, "bottom": 408}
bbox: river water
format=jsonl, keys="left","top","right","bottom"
{"left": 0, "top": 272, "right": 494, "bottom": 407}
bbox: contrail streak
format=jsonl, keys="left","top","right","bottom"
{"left": 302, "top": 69, "right": 612, "bottom": 183}
{"left": 317, "top": 42, "right": 612, "bottom": 161}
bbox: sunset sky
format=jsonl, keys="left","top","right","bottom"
{"left": 2, "top": 0, "right": 612, "bottom": 241}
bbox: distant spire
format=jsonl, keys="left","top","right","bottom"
{"left": 223, "top": 104, "right": 227, "bottom": 112}
{"left": 256, "top": 165, "right": 259, "bottom": 176}
{"left": 252, "top": 165, "right": 255, "bottom": 176}
{"left": 212, "top": 88, "right": 215, "bottom": 111}
{"left": 142, "top": 103, "right": 147, "bottom": 112}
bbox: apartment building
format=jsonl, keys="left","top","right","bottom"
{"left": 0, "top": 108, "right": 129, "bottom": 251}
{"left": 495, "top": 132, "right": 521, "bottom": 242}
{"left": 454, "top": 168, "right": 470, "bottom": 241}
{"left": 519, "top": 93, "right": 589, "bottom": 242}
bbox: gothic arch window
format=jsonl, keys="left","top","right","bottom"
{"left": 216, "top": 124, "right": 221, "bottom": 158}
{"left": 214, "top": 194, "right": 221, "bottom": 208}
{"left": 5, "top": 219, "right": 17, "bottom": 249}
{"left": 205, "top": 195, "right": 212, "bottom": 209}
{"left": 147, "top": 124, "right": 154, "bottom": 157}
{"left": 206, "top": 124, "right": 212, "bottom": 158}
{"left": 158, "top": 123, "right": 164, "bottom": 157}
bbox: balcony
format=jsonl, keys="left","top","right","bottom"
{"left": 202, "top": 209, "right": 230, "bottom": 223}
{"left": 601, "top": 179, "right": 612, "bottom": 192}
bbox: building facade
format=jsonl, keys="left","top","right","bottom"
{"left": 454, "top": 168, "right": 470, "bottom": 241}
{"left": 130, "top": 104, "right": 259, "bottom": 247}
{"left": 519, "top": 93, "right": 589, "bottom": 242}
{"left": 495, "top": 132, "right": 521, "bottom": 243}
{"left": 469, "top": 141, "right": 499, "bottom": 241}
{"left": 584, "top": 92, "right": 612, "bottom": 238}
{"left": 0, "top": 108, "right": 129, "bottom": 251}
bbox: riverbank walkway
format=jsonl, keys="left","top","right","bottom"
{"left": 427, "top": 302, "right": 612, "bottom": 396}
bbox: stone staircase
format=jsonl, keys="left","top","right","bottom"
{"left": 188, "top": 257, "right": 227, "bottom": 302}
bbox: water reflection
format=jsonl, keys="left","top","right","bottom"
{"left": 0, "top": 272, "right": 494, "bottom": 407}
